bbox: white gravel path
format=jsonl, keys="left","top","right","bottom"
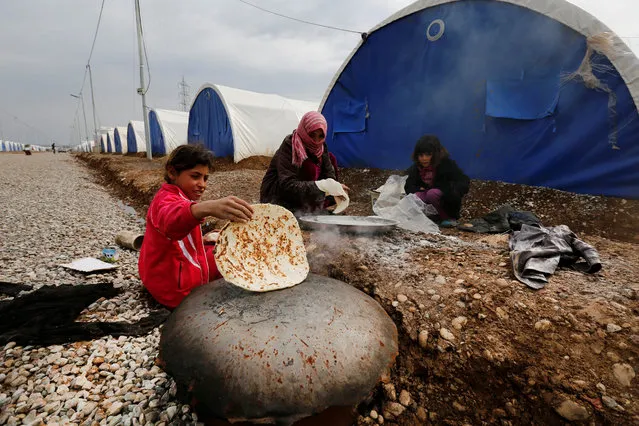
{"left": 0, "top": 153, "right": 198, "bottom": 426}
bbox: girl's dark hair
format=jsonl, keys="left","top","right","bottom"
{"left": 411, "top": 135, "right": 449, "bottom": 167}
{"left": 164, "top": 144, "right": 215, "bottom": 183}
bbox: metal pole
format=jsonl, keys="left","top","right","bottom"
{"left": 75, "top": 118, "right": 82, "bottom": 145}
{"left": 80, "top": 94, "right": 90, "bottom": 145}
{"left": 71, "top": 93, "right": 90, "bottom": 146}
{"left": 87, "top": 64, "right": 100, "bottom": 152}
{"left": 135, "top": 0, "right": 152, "bottom": 160}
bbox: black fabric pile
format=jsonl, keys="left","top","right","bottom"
{"left": 0, "top": 282, "right": 170, "bottom": 347}
{"left": 457, "top": 204, "right": 541, "bottom": 233}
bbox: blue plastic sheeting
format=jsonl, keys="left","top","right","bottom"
{"left": 114, "top": 129, "right": 124, "bottom": 153}
{"left": 188, "top": 88, "right": 234, "bottom": 157}
{"left": 333, "top": 99, "right": 367, "bottom": 133}
{"left": 149, "top": 111, "right": 165, "bottom": 155}
{"left": 107, "top": 134, "right": 113, "bottom": 153}
{"left": 127, "top": 123, "right": 138, "bottom": 153}
{"left": 321, "top": 1, "right": 639, "bottom": 198}
{"left": 101, "top": 140, "right": 106, "bottom": 153}
{"left": 486, "top": 77, "right": 559, "bottom": 119}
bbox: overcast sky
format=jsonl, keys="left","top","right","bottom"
{"left": 0, "top": 0, "right": 637, "bottom": 146}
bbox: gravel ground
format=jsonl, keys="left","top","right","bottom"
{"left": 0, "top": 153, "right": 198, "bottom": 426}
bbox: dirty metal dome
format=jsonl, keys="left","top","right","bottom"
{"left": 159, "top": 274, "right": 398, "bottom": 424}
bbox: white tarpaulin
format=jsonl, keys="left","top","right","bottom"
{"left": 114, "top": 126, "right": 128, "bottom": 154}
{"left": 191, "top": 84, "right": 319, "bottom": 162}
{"left": 149, "top": 108, "right": 189, "bottom": 154}
{"left": 128, "top": 120, "right": 146, "bottom": 153}
{"left": 373, "top": 175, "right": 440, "bottom": 234}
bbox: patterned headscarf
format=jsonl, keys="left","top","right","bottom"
{"left": 291, "top": 112, "right": 327, "bottom": 167}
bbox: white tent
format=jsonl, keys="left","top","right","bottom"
{"left": 106, "top": 129, "right": 115, "bottom": 153}
{"left": 114, "top": 126, "right": 128, "bottom": 154}
{"left": 189, "top": 84, "right": 319, "bottom": 162}
{"left": 127, "top": 120, "right": 147, "bottom": 153}
{"left": 148, "top": 109, "right": 189, "bottom": 155}
{"left": 100, "top": 134, "right": 108, "bottom": 153}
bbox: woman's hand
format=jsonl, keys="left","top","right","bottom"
{"left": 192, "top": 196, "right": 254, "bottom": 222}
{"left": 341, "top": 183, "right": 350, "bottom": 193}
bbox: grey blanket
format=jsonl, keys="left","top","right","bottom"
{"left": 509, "top": 224, "right": 602, "bottom": 289}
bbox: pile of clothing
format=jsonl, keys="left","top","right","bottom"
{"left": 458, "top": 205, "right": 602, "bottom": 289}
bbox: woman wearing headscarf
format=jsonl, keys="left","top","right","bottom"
{"left": 260, "top": 111, "right": 349, "bottom": 214}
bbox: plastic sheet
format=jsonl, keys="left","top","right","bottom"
{"left": 373, "top": 175, "right": 439, "bottom": 234}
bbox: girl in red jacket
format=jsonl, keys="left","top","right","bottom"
{"left": 138, "top": 145, "right": 253, "bottom": 308}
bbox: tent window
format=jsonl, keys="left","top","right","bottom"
{"left": 332, "top": 100, "right": 367, "bottom": 133}
{"left": 486, "top": 77, "right": 559, "bottom": 120}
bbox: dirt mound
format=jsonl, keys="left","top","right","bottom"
{"left": 308, "top": 230, "right": 639, "bottom": 425}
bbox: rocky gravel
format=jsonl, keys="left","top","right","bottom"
{"left": 0, "top": 153, "right": 197, "bottom": 425}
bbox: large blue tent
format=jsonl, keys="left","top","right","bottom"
{"left": 320, "top": 0, "right": 639, "bottom": 198}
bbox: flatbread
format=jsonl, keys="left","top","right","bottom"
{"left": 215, "top": 204, "right": 309, "bottom": 292}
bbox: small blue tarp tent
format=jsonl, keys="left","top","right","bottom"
{"left": 148, "top": 109, "right": 189, "bottom": 155}
{"left": 320, "top": 0, "right": 639, "bottom": 198}
{"left": 127, "top": 121, "right": 146, "bottom": 154}
{"left": 114, "top": 127, "right": 128, "bottom": 154}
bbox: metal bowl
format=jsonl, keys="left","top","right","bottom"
{"left": 298, "top": 215, "right": 397, "bottom": 235}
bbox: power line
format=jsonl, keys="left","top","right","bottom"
{"left": 0, "top": 108, "right": 52, "bottom": 141}
{"left": 88, "top": 0, "right": 107, "bottom": 65}
{"left": 234, "top": 0, "right": 366, "bottom": 36}
{"left": 76, "top": 0, "right": 107, "bottom": 97}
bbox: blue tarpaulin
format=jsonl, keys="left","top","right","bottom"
{"left": 321, "top": 0, "right": 639, "bottom": 198}
{"left": 188, "top": 87, "right": 234, "bottom": 158}
{"left": 114, "top": 129, "right": 124, "bottom": 153}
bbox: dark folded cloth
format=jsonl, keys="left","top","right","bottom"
{"left": 0, "top": 282, "right": 169, "bottom": 346}
{"left": 457, "top": 204, "right": 541, "bottom": 234}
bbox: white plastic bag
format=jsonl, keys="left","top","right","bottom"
{"left": 373, "top": 175, "right": 439, "bottom": 234}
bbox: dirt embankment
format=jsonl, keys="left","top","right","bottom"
{"left": 75, "top": 153, "right": 639, "bottom": 425}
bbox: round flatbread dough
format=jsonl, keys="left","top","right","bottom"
{"left": 215, "top": 204, "right": 309, "bottom": 292}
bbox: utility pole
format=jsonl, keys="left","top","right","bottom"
{"left": 74, "top": 118, "right": 82, "bottom": 145}
{"left": 87, "top": 64, "right": 100, "bottom": 152}
{"left": 178, "top": 76, "right": 191, "bottom": 112}
{"left": 70, "top": 93, "right": 90, "bottom": 144}
{"left": 135, "top": 0, "right": 152, "bottom": 160}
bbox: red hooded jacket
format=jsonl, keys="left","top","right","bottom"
{"left": 138, "top": 183, "right": 220, "bottom": 308}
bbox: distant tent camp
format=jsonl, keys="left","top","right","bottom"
{"left": 320, "top": 0, "right": 639, "bottom": 198}
{"left": 148, "top": 109, "right": 188, "bottom": 155}
{"left": 73, "top": 140, "right": 94, "bottom": 152}
{"left": 114, "top": 127, "right": 128, "bottom": 154}
{"left": 188, "top": 84, "right": 319, "bottom": 162}
{"left": 127, "top": 120, "right": 146, "bottom": 154}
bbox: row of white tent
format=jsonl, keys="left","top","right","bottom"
{"left": 0, "top": 141, "right": 48, "bottom": 152}
{"left": 75, "top": 83, "right": 319, "bottom": 162}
